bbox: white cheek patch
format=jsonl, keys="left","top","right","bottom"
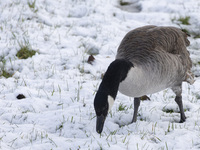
{"left": 108, "top": 95, "right": 114, "bottom": 112}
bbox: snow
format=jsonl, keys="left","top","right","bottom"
{"left": 0, "top": 0, "right": 200, "bottom": 149}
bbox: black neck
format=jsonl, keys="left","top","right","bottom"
{"left": 98, "top": 59, "right": 133, "bottom": 99}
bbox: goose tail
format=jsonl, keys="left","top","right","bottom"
{"left": 185, "top": 71, "right": 195, "bottom": 85}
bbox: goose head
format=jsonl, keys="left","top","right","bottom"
{"left": 94, "top": 59, "right": 133, "bottom": 134}
{"left": 94, "top": 91, "right": 114, "bottom": 133}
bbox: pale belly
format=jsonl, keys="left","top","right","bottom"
{"left": 118, "top": 79, "right": 168, "bottom": 97}
{"left": 118, "top": 67, "right": 173, "bottom": 97}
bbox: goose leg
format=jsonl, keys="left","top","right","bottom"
{"left": 175, "top": 96, "right": 186, "bottom": 123}
{"left": 132, "top": 97, "right": 140, "bottom": 123}
{"left": 172, "top": 85, "right": 186, "bottom": 123}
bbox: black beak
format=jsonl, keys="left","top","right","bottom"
{"left": 96, "top": 114, "right": 106, "bottom": 134}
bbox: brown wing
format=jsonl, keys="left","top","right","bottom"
{"left": 116, "top": 25, "right": 194, "bottom": 84}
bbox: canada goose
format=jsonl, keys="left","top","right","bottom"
{"left": 94, "top": 25, "right": 195, "bottom": 134}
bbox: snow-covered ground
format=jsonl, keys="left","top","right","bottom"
{"left": 0, "top": 0, "right": 200, "bottom": 149}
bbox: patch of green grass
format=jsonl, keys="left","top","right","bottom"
{"left": 28, "top": 0, "right": 36, "bottom": 9}
{"left": 28, "top": 0, "right": 38, "bottom": 13}
{"left": 119, "top": 0, "right": 131, "bottom": 6}
{"left": 0, "top": 57, "right": 13, "bottom": 78}
{"left": 163, "top": 108, "right": 189, "bottom": 114}
{"left": 178, "top": 16, "right": 190, "bottom": 25}
{"left": 163, "top": 109, "right": 174, "bottom": 114}
{"left": 16, "top": 40, "right": 36, "bottom": 59}
{"left": 118, "top": 103, "right": 126, "bottom": 111}
{"left": 1, "top": 70, "right": 12, "bottom": 78}
{"left": 16, "top": 46, "right": 36, "bottom": 59}
{"left": 193, "top": 33, "right": 200, "bottom": 39}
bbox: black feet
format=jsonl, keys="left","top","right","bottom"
{"left": 179, "top": 112, "right": 186, "bottom": 123}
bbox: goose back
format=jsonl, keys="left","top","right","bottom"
{"left": 116, "top": 26, "right": 194, "bottom": 86}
